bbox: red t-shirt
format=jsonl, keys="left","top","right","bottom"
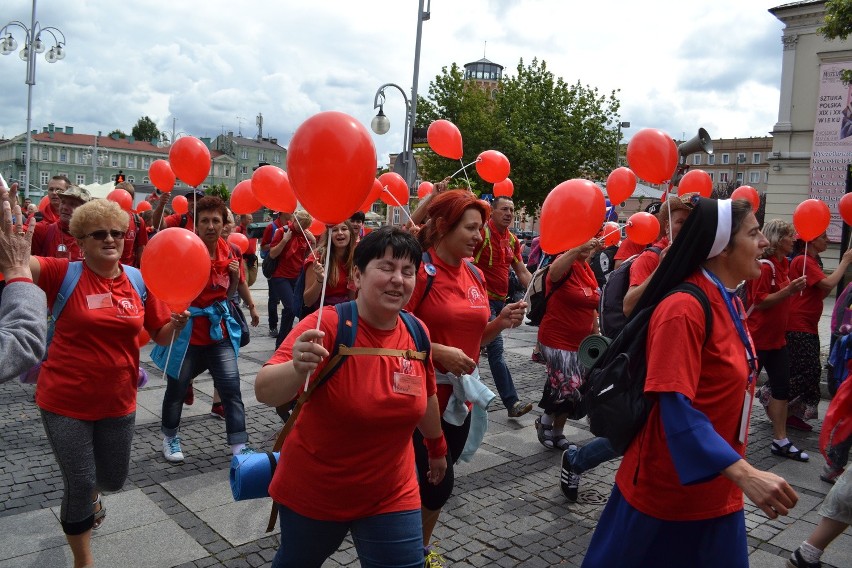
{"left": 304, "top": 253, "right": 350, "bottom": 300}
{"left": 787, "top": 255, "right": 829, "bottom": 334}
{"left": 472, "top": 219, "right": 522, "bottom": 299}
{"left": 616, "top": 273, "right": 751, "bottom": 521}
{"left": 746, "top": 256, "right": 791, "bottom": 350}
{"left": 538, "top": 260, "right": 600, "bottom": 351}
{"left": 261, "top": 218, "right": 285, "bottom": 250}
{"left": 32, "top": 222, "right": 83, "bottom": 260}
{"left": 614, "top": 238, "right": 645, "bottom": 261}
{"left": 190, "top": 238, "right": 241, "bottom": 345}
{"left": 234, "top": 225, "right": 257, "bottom": 255}
{"left": 266, "top": 307, "right": 436, "bottom": 521}
{"left": 38, "top": 205, "right": 59, "bottom": 226}
{"left": 120, "top": 214, "right": 149, "bottom": 267}
{"left": 34, "top": 258, "right": 170, "bottom": 420}
{"left": 164, "top": 212, "right": 193, "bottom": 232}
{"left": 628, "top": 239, "right": 666, "bottom": 287}
{"left": 406, "top": 249, "right": 490, "bottom": 411}
{"left": 270, "top": 226, "right": 311, "bottom": 279}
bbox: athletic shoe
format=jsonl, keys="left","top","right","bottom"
{"left": 786, "top": 415, "right": 813, "bottom": 432}
{"left": 787, "top": 548, "right": 822, "bottom": 568}
{"left": 210, "top": 402, "right": 225, "bottom": 420}
{"left": 820, "top": 464, "right": 844, "bottom": 484}
{"left": 183, "top": 387, "right": 194, "bottom": 406}
{"left": 423, "top": 546, "right": 446, "bottom": 568}
{"left": 560, "top": 447, "right": 581, "bottom": 503}
{"left": 268, "top": 327, "right": 278, "bottom": 337}
{"left": 508, "top": 400, "right": 533, "bottom": 418}
{"left": 163, "top": 436, "right": 185, "bottom": 462}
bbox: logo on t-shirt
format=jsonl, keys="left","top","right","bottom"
{"left": 467, "top": 285, "right": 486, "bottom": 307}
{"left": 116, "top": 297, "right": 141, "bottom": 318}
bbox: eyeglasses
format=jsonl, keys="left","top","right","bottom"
{"left": 84, "top": 230, "right": 126, "bottom": 240}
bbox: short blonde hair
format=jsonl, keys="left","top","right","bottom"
{"left": 294, "top": 209, "right": 313, "bottom": 229}
{"left": 114, "top": 181, "right": 135, "bottom": 197}
{"left": 69, "top": 199, "right": 129, "bottom": 239}
{"left": 762, "top": 219, "right": 793, "bottom": 258}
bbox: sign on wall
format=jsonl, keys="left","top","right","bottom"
{"left": 810, "top": 61, "right": 852, "bottom": 242}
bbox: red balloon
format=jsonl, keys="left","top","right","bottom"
{"left": 149, "top": 159, "right": 176, "bottom": 192}
{"left": 840, "top": 193, "right": 852, "bottom": 226}
{"left": 417, "top": 182, "right": 434, "bottom": 199}
{"left": 251, "top": 165, "right": 297, "bottom": 213}
{"left": 308, "top": 218, "right": 326, "bottom": 237}
{"left": 141, "top": 228, "right": 212, "bottom": 312}
{"left": 379, "top": 172, "right": 409, "bottom": 207}
{"left": 427, "top": 120, "right": 463, "bottom": 160}
{"left": 172, "top": 195, "right": 188, "bottom": 215}
{"left": 230, "top": 180, "right": 262, "bottom": 215}
{"left": 731, "top": 185, "right": 760, "bottom": 212}
{"left": 136, "top": 200, "right": 152, "bottom": 213}
{"left": 606, "top": 167, "right": 637, "bottom": 205}
{"left": 493, "top": 178, "right": 514, "bottom": 198}
{"left": 169, "top": 137, "right": 211, "bottom": 187}
{"left": 476, "top": 150, "right": 510, "bottom": 183}
{"left": 793, "top": 199, "right": 831, "bottom": 242}
{"left": 539, "top": 179, "right": 607, "bottom": 254}
{"left": 677, "top": 169, "right": 712, "bottom": 198}
{"left": 227, "top": 232, "right": 250, "bottom": 253}
{"left": 107, "top": 188, "right": 133, "bottom": 212}
{"left": 137, "top": 328, "right": 151, "bottom": 348}
{"left": 626, "top": 129, "right": 678, "bottom": 184}
{"left": 359, "top": 179, "right": 385, "bottom": 212}
{"left": 602, "top": 221, "right": 621, "bottom": 248}
{"left": 287, "top": 111, "right": 377, "bottom": 225}
{"left": 625, "top": 212, "right": 661, "bottom": 245}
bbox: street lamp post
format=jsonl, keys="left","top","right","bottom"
{"left": 1, "top": 0, "right": 66, "bottom": 198}
{"left": 84, "top": 131, "right": 108, "bottom": 182}
{"left": 371, "top": 0, "right": 430, "bottom": 205}
{"left": 614, "top": 120, "right": 630, "bottom": 169}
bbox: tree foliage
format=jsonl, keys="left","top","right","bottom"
{"left": 819, "top": 0, "right": 852, "bottom": 83}
{"left": 108, "top": 129, "right": 127, "bottom": 139}
{"left": 207, "top": 182, "right": 230, "bottom": 202}
{"left": 415, "top": 58, "right": 620, "bottom": 212}
{"left": 132, "top": 116, "right": 160, "bottom": 143}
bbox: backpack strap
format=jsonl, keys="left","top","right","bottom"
{"left": 47, "top": 261, "right": 84, "bottom": 345}
{"left": 122, "top": 265, "right": 147, "bottom": 304}
{"left": 420, "top": 251, "right": 436, "bottom": 305}
{"left": 179, "top": 214, "right": 189, "bottom": 228}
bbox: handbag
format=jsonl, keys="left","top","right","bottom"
{"left": 261, "top": 255, "right": 279, "bottom": 279}
{"left": 228, "top": 300, "right": 250, "bottom": 347}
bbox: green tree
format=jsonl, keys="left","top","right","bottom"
{"left": 131, "top": 116, "right": 160, "bottom": 143}
{"left": 208, "top": 182, "right": 230, "bottom": 202}
{"left": 415, "top": 58, "right": 620, "bottom": 211}
{"left": 819, "top": 0, "right": 852, "bottom": 83}
{"left": 108, "top": 129, "right": 127, "bottom": 139}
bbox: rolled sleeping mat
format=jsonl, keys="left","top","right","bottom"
{"left": 230, "top": 451, "right": 280, "bottom": 501}
{"left": 578, "top": 334, "right": 612, "bottom": 369}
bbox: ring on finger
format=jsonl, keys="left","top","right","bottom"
{"left": 300, "top": 352, "right": 305, "bottom": 361}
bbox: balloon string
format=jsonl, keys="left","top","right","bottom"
{"left": 382, "top": 188, "right": 416, "bottom": 225}
{"left": 600, "top": 224, "right": 624, "bottom": 242}
{"left": 305, "top": 227, "right": 334, "bottom": 391}
{"left": 801, "top": 242, "right": 807, "bottom": 296}
{"left": 293, "top": 218, "right": 319, "bottom": 260}
{"left": 521, "top": 256, "right": 547, "bottom": 305}
{"left": 451, "top": 159, "right": 478, "bottom": 180}
{"left": 161, "top": 327, "right": 177, "bottom": 382}
{"left": 667, "top": 198, "right": 673, "bottom": 244}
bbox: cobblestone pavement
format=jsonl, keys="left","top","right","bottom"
{"left": 1, "top": 284, "right": 850, "bottom": 567}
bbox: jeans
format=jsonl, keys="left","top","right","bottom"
{"left": 161, "top": 339, "right": 248, "bottom": 445}
{"left": 270, "top": 276, "right": 298, "bottom": 348}
{"left": 267, "top": 276, "right": 279, "bottom": 330}
{"left": 272, "top": 505, "right": 423, "bottom": 568}
{"left": 567, "top": 437, "right": 617, "bottom": 474}
{"left": 486, "top": 299, "right": 519, "bottom": 408}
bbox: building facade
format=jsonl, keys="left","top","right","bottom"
{"left": 686, "top": 136, "right": 773, "bottom": 194}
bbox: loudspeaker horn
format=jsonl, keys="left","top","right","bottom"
{"left": 678, "top": 128, "right": 713, "bottom": 160}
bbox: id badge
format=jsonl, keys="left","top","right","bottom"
{"left": 393, "top": 372, "right": 422, "bottom": 396}
{"left": 86, "top": 293, "right": 113, "bottom": 309}
{"left": 737, "top": 388, "right": 754, "bottom": 444}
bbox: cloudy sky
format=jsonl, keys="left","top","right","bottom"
{"left": 0, "top": 0, "right": 791, "bottom": 168}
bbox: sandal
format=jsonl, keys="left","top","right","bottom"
{"left": 770, "top": 441, "right": 809, "bottom": 462}
{"left": 92, "top": 494, "right": 106, "bottom": 530}
{"left": 535, "top": 417, "right": 553, "bottom": 449}
{"left": 552, "top": 435, "right": 571, "bottom": 451}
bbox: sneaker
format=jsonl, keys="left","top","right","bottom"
{"left": 163, "top": 436, "right": 185, "bottom": 462}
{"left": 787, "top": 415, "right": 814, "bottom": 432}
{"left": 787, "top": 548, "right": 821, "bottom": 568}
{"left": 820, "top": 464, "right": 844, "bottom": 484}
{"left": 508, "top": 400, "right": 533, "bottom": 418}
{"left": 560, "top": 447, "right": 581, "bottom": 503}
{"left": 268, "top": 327, "right": 278, "bottom": 337}
{"left": 210, "top": 402, "right": 225, "bottom": 420}
{"left": 424, "top": 546, "right": 446, "bottom": 568}
{"left": 183, "top": 387, "right": 194, "bottom": 406}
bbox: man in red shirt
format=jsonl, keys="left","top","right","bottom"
{"left": 261, "top": 212, "right": 290, "bottom": 336}
{"left": 32, "top": 185, "right": 92, "bottom": 260}
{"left": 114, "top": 181, "right": 148, "bottom": 268}
{"left": 472, "top": 196, "right": 534, "bottom": 417}
{"left": 38, "top": 175, "right": 69, "bottom": 227}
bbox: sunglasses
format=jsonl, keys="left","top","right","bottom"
{"left": 84, "top": 230, "right": 126, "bottom": 240}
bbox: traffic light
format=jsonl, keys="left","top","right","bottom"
{"left": 115, "top": 171, "right": 126, "bottom": 183}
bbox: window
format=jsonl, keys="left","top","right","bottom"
{"left": 202, "top": 184, "right": 209, "bottom": 190}
{"left": 128, "top": 175, "right": 135, "bottom": 183}
{"left": 59, "top": 150, "right": 67, "bottom": 163}
{"left": 41, "top": 147, "right": 49, "bottom": 160}
{"left": 737, "top": 153, "right": 746, "bottom": 164}
{"left": 720, "top": 172, "right": 729, "bottom": 182}
{"left": 692, "top": 154, "right": 701, "bottom": 165}
{"left": 76, "top": 174, "right": 86, "bottom": 185}
{"left": 749, "top": 171, "right": 760, "bottom": 184}
{"left": 95, "top": 175, "right": 103, "bottom": 184}
{"left": 40, "top": 171, "right": 50, "bottom": 187}
{"left": 752, "top": 152, "right": 761, "bottom": 164}
{"left": 708, "top": 172, "right": 714, "bottom": 182}
{"left": 111, "top": 154, "right": 119, "bottom": 167}
{"left": 708, "top": 154, "right": 715, "bottom": 165}
{"left": 272, "top": 153, "right": 280, "bottom": 164}
{"left": 721, "top": 153, "right": 730, "bottom": 165}
{"left": 76, "top": 151, "right": 85, "bottom": 164}
{"left": 18, "top": 172, "right": 26, "bottom": 186}
{"left": 143, "top": 176, "right": 150, "bottom": 184}
{"left": 240, "top": 149, "right": 248, "bottom": 159}
{"left": 127, "top": 156, "right": 136, "bottom": 168}
{"left": 224, "top": 167, "right": 231, "bottom": 177}
{"left": 736, "top": 172, "right": 744, "bottom": 184}
{"left": 240, "top": 165, "right": 248, "bottom": 174}
{"left": 392, "top": 208, "right": 401, "bottom": 225}
{"left": 142, "top": 157, "right": 151, "bottom": 169}
{"left": 765, "top": 172, "right": 769, "bottom": 183}
{"left": 21, "top": 150, "right": 26, "bottom": 161}
{"left": 259, "top": 151, "right": 265, "bottom": 161}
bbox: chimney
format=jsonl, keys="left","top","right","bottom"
{"left": 270, "top": 138, "right": 277, "bottom": 145}
{"left": 65, "top": 126, "right": 73, "bottom": 134}
{"left": 127, "top": 135, "right": 135, "bottom": 143}
{"left": 227, "top": 131, "right": 234, "bottom": 137}
{"left": 42, "top": 127, "right": 48, "bottom": 133}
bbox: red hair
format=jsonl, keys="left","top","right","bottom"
{"left": 418, "top": 190, "right": 488, "bottom": 250}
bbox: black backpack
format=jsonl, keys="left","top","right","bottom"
{"left": 582, "top": 282, "right": 712, "bottom": 456}
{"left": 598, "top": 246, "right": 661, "bottom": 339}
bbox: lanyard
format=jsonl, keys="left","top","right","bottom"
{"left": 701, "top": 268, "right": 758, "bottom": 384}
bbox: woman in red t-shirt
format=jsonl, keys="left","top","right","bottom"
{"left": 268, "top": 210, "right": 316, "bottom": 347}
{"left": 535, "top": 238, "right": 601, "bottom": 452}
{"left": 784, "top": 233, "right": 852, "bottom": 429}
{"left": 302, "top": 221, "right": 357, "bottom": 312}
{"left": 25, "top": 199, "right": 177, "bottom": 568}
{"left": 746, "top": 220, "right": 807, "bottom": 460}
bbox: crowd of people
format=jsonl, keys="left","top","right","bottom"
{"left": 2, "top": 177, "right": 852, "bottom": 568}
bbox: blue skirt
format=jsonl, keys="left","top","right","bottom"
{"left": 582, "top": 485, "right": 748, "bottom": 568}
